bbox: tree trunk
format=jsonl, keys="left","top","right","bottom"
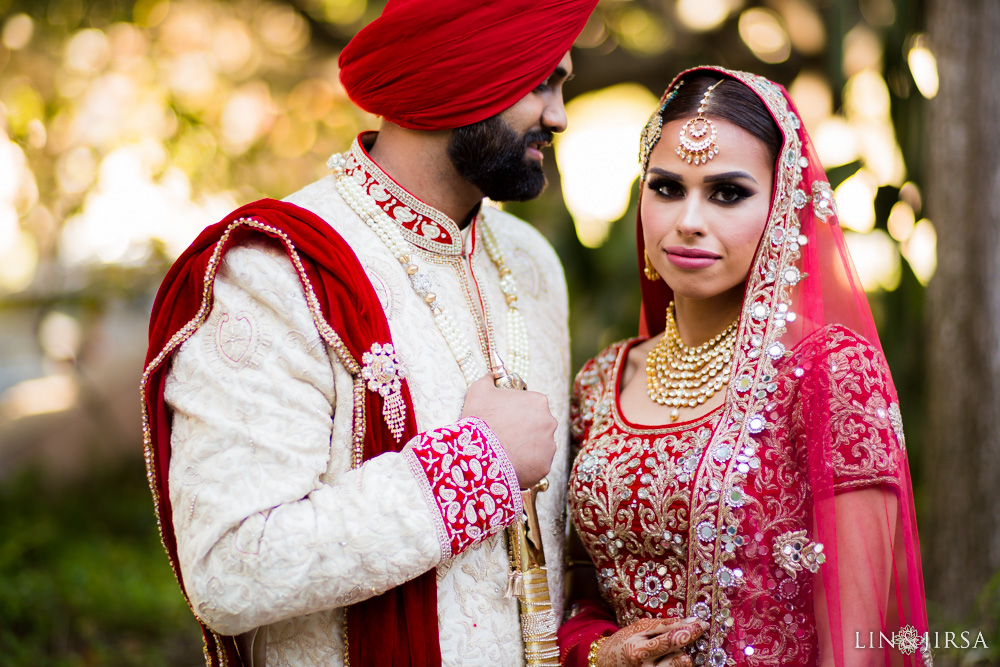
{"left": 923, "top": 0, "right": 1000, "bottom": 622}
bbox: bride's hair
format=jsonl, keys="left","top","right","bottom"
{"left": 661, "top": 73, "right": 783, "bottom": 166}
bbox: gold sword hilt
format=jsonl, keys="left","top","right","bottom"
{"left": 492, "top": 353, "right": 528, "bottom": 392}
{"left": 493, "top": 353, "right": 559, "bottom": 666}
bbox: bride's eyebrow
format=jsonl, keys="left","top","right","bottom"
{"left": 647, "top": 167, "right": 683, "bottom": 180}
{"left": 703, "top": 170, "right": 759, "bottom": 185}
{"left": 647, "top": 168, "right": 759, "bottom": 186}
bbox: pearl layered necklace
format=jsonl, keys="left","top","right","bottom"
{"left": 646, "top": 302, "right": 738, "bottom": 421}
{"left": 330, "top": 153, "right": 529, "bottom": 386}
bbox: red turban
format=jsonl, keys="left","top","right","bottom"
{"left": 338, "top": 0, "right": 599, "bottom": 131}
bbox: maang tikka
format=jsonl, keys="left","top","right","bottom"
{"left": 676, "top": 80, "right": 723, "bottom": 165}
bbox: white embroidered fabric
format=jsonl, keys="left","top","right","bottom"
{"left": 165, "top": 240, "right": 444, "bottom": 637}
{"left": 165, "top": 175, "right": 570, "bottom": 665}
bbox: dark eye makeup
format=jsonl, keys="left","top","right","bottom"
{"left": 647, "top": 176, "right": 684, "bottom": 198}
{"left": 711, "top": 183, "right": 753, "bottom": 204}
{"left": 646, "top": 176, "right": 755, "bottom": 205}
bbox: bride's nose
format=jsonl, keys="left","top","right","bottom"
{"left": 676, "top": 198, "right": 707, "bottom": 237}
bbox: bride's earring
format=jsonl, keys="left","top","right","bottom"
{"left": 644, "top": 251, "right": 660, "bottom": 281}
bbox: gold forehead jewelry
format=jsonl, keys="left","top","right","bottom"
{"left": 676, "top": 80, "right": 723, "bottom": 166}
{"left": 638, "top": 80, "right": 684, "bottom": 177}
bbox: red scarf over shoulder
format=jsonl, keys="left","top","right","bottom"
{"left": 141, "top": 199, "right": 439, "bottom": 666}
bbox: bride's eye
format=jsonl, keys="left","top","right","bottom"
{"left": 711, "top": 183, "right": 752, "bottom": 204}
{"left": 648, "top": 177, "right": 684, "bottom": 199}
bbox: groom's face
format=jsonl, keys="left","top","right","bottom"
{"left": 447, "top": 52, "right": 573, "bottom": 202}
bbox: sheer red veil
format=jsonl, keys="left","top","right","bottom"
{"left": 561, "top": 67, "right": 930, "bottom": 667}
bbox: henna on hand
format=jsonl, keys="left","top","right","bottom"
{"left": 597, "top": 618, "right": 706, "bottom": 667}
{"left": 638, "top": 623, "right": 703, "bottom": 659}
{"left": 656, "top": 653, "right": 693, "bottom": 667}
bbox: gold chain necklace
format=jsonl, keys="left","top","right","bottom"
{"left": 646, "top": 302, "right": 738, "bottom": 421}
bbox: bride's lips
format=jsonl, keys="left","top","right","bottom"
{"left": 664, "top": 246, "right": 721, "bottom": 269}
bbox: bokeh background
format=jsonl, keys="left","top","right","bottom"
{"left": 1, "top": 0, "right": 997, "bottom": 664}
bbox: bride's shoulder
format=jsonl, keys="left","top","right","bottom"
{"left": 571, "top": 338, "right": 637, "bottom": 441}
{"left": 782, "top": 324, "right": 894, "bottom": 394}
{"left": 574, "top": 337, "right": 643, "bottom": 390}
{"left": 788, "top": 323, "right": 883, "bottom": 367}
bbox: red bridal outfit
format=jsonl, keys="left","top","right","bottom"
{"left": 559, "top": 67, "right": 930, "bottom": 667}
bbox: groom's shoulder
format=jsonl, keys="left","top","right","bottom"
{"left": 481, "top": 205, "right": 563, "bottom": 271}
{"left": 282, "top": 174, "right": 353, "bottom": 229}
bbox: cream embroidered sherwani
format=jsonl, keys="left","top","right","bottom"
{"left": 164, "top": 137, "right": 571, "bottom": 665}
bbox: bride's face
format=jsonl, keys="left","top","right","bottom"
{"left": 641, "top": 116, "right": 774, "bottom": 310}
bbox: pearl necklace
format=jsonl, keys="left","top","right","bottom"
{"left": 646, "top": 302, "right": 738, "bottom": 421}
{"left": 330, "top": 153, "right": 529, "bottom": 386}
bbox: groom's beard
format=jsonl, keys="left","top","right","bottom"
{"left": 448, "top": 116, "right": 553, "bottom": 202}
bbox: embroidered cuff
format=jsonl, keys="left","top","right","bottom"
{"left": 403, "top": 416, "right": 523, "bottom": 561}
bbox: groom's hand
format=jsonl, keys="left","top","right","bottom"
{"left": 461, "top": 374, "right": 557, "bottom": 489}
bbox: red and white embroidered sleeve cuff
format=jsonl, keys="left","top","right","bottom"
{"left": 403, "top": 416, "right": 523, "bottom": 561}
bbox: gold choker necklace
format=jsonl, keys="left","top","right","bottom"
{"left": 646, "top": 302, "right": 738, "bottom": 421}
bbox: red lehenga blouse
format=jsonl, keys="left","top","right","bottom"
{"left": 568, "top": 324, "right": 908, "bottom": 665}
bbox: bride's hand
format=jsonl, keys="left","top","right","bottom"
{"left": 596, "top": 617, "right": 706, "bottom": 667}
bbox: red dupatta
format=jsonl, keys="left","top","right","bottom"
{"left": 140, "top": 199, "right": 440, "bottom": 666}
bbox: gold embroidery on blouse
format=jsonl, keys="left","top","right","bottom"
{"left": 815, "top": 327, "right": 902, "bottom": 492}
{"left": 573, "top": 329, "right": 902, "bottom": 665}
{"left": 773, "top": 530, "right": 826, "bottom": 578}
{"left": 569, "top": 341, "right": 724, "bottom": 626}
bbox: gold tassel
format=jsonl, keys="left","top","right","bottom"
{"left": 505, "top": 570, "right": 525, "bottom": 599}
{"left": 494, "top": 355, "right": 559, "bottom": 665}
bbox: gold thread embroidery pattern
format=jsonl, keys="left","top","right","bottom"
{"left": 140, "top": 216, "right": 367, "bottom": 665}
{"left": 570, "top": 342, "right": 626, "bottom": 447}
{"left": 572, "top": 334, "right": 902, "bottom": 666}
{"left": 572, "top": 322, "right": 905, "bottom": 664}
{"left": 802, "top": 327, "right": 903, "bottom": 493}
{"left": 569, "top": 342, "right": 723, "bottom": 627}
{"left": 772, "top": 530, "right": 826, "bottom": 578}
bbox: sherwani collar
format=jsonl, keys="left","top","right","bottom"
{"left": 347, "top": 132, "right": 480, "bottom": 257}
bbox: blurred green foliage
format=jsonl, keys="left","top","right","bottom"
{"left": 0, "top": 463, "right": 203, "bottom": 665}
